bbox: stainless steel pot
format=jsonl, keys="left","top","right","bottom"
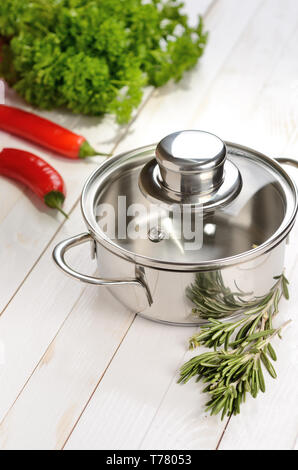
{"left": 53, "top": 131, "right": 298, "bottom": 325}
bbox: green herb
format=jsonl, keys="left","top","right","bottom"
{"left": 187, "top": 271, "right": 257, "bottom": 320}
{"left": 179, "top": 274, "right": 291, "bottom": 419}
{"left": 0, "top": 0, "right": 208, "bottom": 123}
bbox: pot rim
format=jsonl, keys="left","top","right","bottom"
{"left": 81, "top": 141, "right": 298, "bottom": 272}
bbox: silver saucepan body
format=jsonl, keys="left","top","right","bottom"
{"left": 53, "top": 133, "right": 298, "bottom": 325}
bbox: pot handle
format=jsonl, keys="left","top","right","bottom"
{"left": 275, "top": 157, "right": 298, "bottom": 168}
{"left": 53, "top": 232, "right": 150, "bottom": 293}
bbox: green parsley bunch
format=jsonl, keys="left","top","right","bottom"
{"left": 0, "top": 0, "right": 207, "bottom": 122}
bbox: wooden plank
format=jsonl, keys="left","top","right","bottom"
{"left": 65, "top": 317, "right": 225, "bottom": 450}
{"left": 0, "top": 206, "right": 89, "bottom": 421}
{"left": 187, "top": 0, "right": 298, "bottom": 153}
{"left": 0, "top": 279, "right": 134, "bottom": 450}
{"left": 237, "top": 17, "right": 298, "bottom": 160}
{"left": 0, "top": 0, "right": 216, "bottom": 450}
{"left": 0, "top": 314, "right": 197, "bottom": 450}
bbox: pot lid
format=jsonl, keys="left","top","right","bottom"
{"left": 81, "top": 130, "right": 298, "bottom": 271}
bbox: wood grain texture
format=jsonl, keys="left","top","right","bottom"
{"left": 65, "top": 315, "right": 229, "bottom": 450}
{"left": 1, "top": 0, "right": 298, "bottom": 451}
{"left": 0, "top": 279, "right": 135, "bottom": 450}
{"left": 0, "top": 203, "right": 135, "bottom": 449}
{"left": 188, "top": 0, "right": 298, "bottom": 153}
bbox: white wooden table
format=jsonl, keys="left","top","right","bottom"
{"left": 1, "top": 0, "right": 298, "bottom": 450}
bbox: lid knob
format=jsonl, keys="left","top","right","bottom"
{"left": 139, "top": 129, "right": 242, "bottom": 208}
{"left": 156, "top": 130, "right": 226, "bottom": 195}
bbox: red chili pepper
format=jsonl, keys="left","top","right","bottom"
{"left": 0, "top": 148, "right": 67, "bottom": 217}
{"left": 0, "top": 105, "right": 109, "bottom": 159}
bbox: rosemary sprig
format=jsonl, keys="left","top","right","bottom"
{"left": 179, "top": 273, "right": 290, "bottom": 419}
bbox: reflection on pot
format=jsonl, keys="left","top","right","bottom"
{"left": 187, "top": 271, "right": 279, "bottom": 320}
